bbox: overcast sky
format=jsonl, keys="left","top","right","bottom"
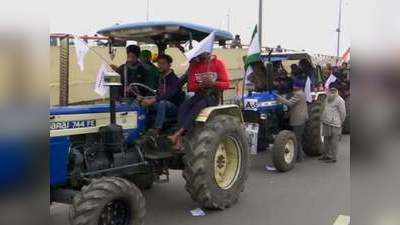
{"left": 48, "top": 0, "right": 351, "bottom": 56}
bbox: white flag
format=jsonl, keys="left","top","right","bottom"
{"left": 185, "top": 32, "right": 216, "bottom": 62}
{"left": 94, "top": 64, "right": 109, "bottom": 97}
{"left": 305, "top": 76, "right": 312, "bottom": 103}
{"left": 245, "top": 66, "right": 255, "bottom": 88}
{"left": 73, "top": 36, "right": 89, "bottom": 71}
{"left": 324, "top": 74, "right": 337, "bottom": 90}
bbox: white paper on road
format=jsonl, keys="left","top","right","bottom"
{"left": 190, "top": 208, "right": 206, "bottom": 217}
{"left": 265, "top": 165, "right": 277, "bottom": 172}
{"left": 333, "top": 215, "right": 350, "bottom": 225}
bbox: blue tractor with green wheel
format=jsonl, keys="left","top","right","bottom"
{"left": 50, "top": 22, "right": 250, "bottom": 225}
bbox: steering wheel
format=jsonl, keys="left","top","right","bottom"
{"left": 127, "top": 83, "right": 157, "bottom": 100}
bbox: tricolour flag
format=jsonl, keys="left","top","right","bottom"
{"left": 337, "top": 47, "right": 350, "bottom": 66}
{"left": 73, "top": 36, "right": 90, "bottom": 72}
{"left": 244, "top": 25, "right": 261, "bottom": 87}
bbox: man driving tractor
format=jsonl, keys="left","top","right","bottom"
{"left": 110, "top": 45, "right": 151, "bottom": 99}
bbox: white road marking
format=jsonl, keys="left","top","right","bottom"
{"left": 334, "top": 215, "right": 350, "bottom": 225}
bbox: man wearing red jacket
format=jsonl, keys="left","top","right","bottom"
{"left": 169, "top": 53, "right": 231, "bottom": 150}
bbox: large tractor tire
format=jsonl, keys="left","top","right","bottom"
{"left": 304, "top": 101, "right": 324, "bottom": 157}
{"left": 70, "top": 177, "right": 145, "bottom": 225}
{"left": 272, "top": 130, "right": 297, "bottom": 172}
{"left": 183, "top": 115, "right": 249, "bottom": 210}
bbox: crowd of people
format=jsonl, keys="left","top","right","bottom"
{"left": 273, "top": 61, "right": 350, "bottom": 164}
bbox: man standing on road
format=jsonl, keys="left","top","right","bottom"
{"left": 277, "top": 81, "right": 309, "bottom": 162}
{"left": 319, "top": 88, "right": 346, "bottom": 163}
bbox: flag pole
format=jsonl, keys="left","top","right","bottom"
{"left": 336, "top": 0, "right": 343, "bottom": 59}
{"left": 146, "top": 0, "right": 150, "bottom": 21}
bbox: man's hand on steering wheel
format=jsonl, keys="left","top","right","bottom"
{"left": 127, "top": 83, "right": 157, "bottom": 99}
{"left": 141, "top": 97, "right": 157, "bottom": 106}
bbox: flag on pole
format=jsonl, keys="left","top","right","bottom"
{"left": 185, "top": 31, "right": 216, "bottom": 62}
{"left": 305, "top": 76, "right": 312, "bottom": 103}
{"left": 337, "top": 47, "right": 350, "bottom": 66}
{"left": 73, "top": 36, "right": 90, "bottom": 72}
{"left": 244, "top": 25, "right": 261, "bottom": 87}
{"left": 94, "top": 64, "right": 109, "bottom": 97}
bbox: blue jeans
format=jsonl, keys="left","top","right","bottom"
{"left": 178, "top": 93, "right": 218, "bottom": 130}
{"left": 154, "top": 101, "right": 177, "bottom": 129}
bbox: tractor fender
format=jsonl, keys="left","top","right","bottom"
{"left": 196, "top": 104, "right": 243, "bottom": 123}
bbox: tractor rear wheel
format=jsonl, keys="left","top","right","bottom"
{"left": 304, "top": 101, "right": 324, "bottom": 157}
{"left": 70, "top": 177, "right": 145, "bottom": 225}
{"left": 183, "top": 115, "right": 249, "bottom": 209}
{"left": 272, "top": 130, "right": 297, "bottom": 172}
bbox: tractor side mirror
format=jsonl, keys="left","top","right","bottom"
{"left": 264, "top": 61, "right": 274, "bottom": 92}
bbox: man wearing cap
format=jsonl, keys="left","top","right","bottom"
{"left": 110, "top": 45, "right": 149, "bottom": 99}
{"left": 319, "top": 88, "right": 346, "bottom": 163}
{"left": 276, "top": 81, "right": 309, "bottom": 162}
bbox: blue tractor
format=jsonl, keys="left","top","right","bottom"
{"left": 242, "top": 52, "right": 325, "bottom": 172}
{"left": 50, "top": 22, "right": 250, "bottom": 225}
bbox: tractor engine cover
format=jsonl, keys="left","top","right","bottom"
{"left": 99, "top": 124, "right": 124, "bottom": 153}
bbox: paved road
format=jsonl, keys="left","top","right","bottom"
{"left": 51, "top": 135, "right": 350, "bottom": 225}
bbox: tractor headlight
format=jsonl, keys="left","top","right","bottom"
{"left": 259, "top": 101, "right": 278, "bottom": 107}
{"left": 260, "top": 113, "right": 267, "bottom": 120}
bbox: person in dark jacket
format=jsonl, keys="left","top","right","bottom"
{"left": 110, "top": 45, "right": 149, "bottom": 99}
{"left": 141, "top": 54, "right": 185, "bottom": 133}
{"left": 140, "top": 50, "right": 160, "bottom": 90}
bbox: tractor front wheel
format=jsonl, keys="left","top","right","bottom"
{"left": 183, "top": 115, "right": 249, "bottom": 209}
{"left": 70, "top": 177, "right": 145, "bottom": 225}
{"left": 272, "top": 130, "right": 297, "bottom": 172}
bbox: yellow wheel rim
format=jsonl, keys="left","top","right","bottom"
{"left": 214, "top": 136, "right": 242, "bottom": 190}
{"left": 284, "top": 139, "right": 295, "bottom": 164}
